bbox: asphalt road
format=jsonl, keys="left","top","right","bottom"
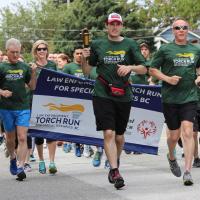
{"left": 0, "top": 129, "right": 200, "bottom": 200}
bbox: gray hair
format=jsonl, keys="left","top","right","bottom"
{"left": 5, "top": 38, "right": 21, "bottom": 50}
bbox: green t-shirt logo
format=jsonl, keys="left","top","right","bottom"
{"left": 173, "top": 52, "right": 195, "bottom": 66}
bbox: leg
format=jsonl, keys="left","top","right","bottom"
{"left": 193, "top": 131, "right": 199, "bottom": 159}
{"left": 35, "top": 138, "right": 44, "bottom": 161}
{"left": 181, "top": 120, "right": 194, "bottom": 172}
{"left": 47, "top": 141, "right": 57, "bottom": 163}
{"left": 35, "top": 137, "right": 46, "bottom": 174}
{"left": 5, "top": 130, "right": 16, "bottom": 160}
{"left": 47, "top": 140, "right": 57, "bottom": 174}
{"left": 16, "top": 126, "right": 28, "bottom": 168}
{"left": 103, "top": 130, "right": 118, "bottom": 169}
{"left": 115, "top": 134, "right": 124, "bottom": 160}
{"left": 167, "top": 128, "right": 181, "bottom": 160}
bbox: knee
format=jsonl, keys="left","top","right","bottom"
{"left": 182, "top": 130, "right": 193, "bottom": 140}
{"left": 104, "top": 131, "right": 115, "bottom": 141}
{"left": 18, "top": 135, "right": 27, "bottom": 144}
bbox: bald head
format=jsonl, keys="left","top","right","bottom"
{"left": 172, "top": 19, "right": 189, "bottom": 29}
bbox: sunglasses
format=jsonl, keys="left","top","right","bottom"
{"left": 173, "top": 26, "right": 188, "bottom": 30}
{"left": 37, "top": 47, "right": 47, "bottom": 51}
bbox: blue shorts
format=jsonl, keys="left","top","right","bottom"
{"left": 0, "top": 109, "right": 31, "bottom": 132}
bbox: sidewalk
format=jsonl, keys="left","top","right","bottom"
{"left": 0, "top": 131, "right": 200, "bottom": 200}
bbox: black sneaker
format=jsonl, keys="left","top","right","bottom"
{"left": 16, "top": 167, "right": 26, "bottom": 181}
{"left": 108, "top": 168, "right": 125, "bottom": 189}
{"left": 0, "top": 136, "right": 4, "bottom": 146}
{"left": 183, "top": 171, "right": 193, "bottom": 186}
{"left": 167, "top": 153, "right": 181, "bottom": 177}
{"left": 193, "top": 157, "right": 200, "bottom": 168}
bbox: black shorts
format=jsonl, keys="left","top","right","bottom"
{"left": 92, "top": 96, "right": 131, "bottom": 135}
{"left": 35, "top": 137, "right": 55, "bottom": 145}
{"left": 163, "top": 102, "right": 197, "bottom": 130}
{"left": 194, "top": 109, "right": 200, "bottom": 132}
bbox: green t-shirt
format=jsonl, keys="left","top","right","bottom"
{"left": 88, "top": 67, "right": 98, "bottom": 80}
{"left": 0, "top": 61, "right": 31, "bottom": 110}
{"left": 89, "top": 37, "right": 146, "bottom": 102}
{"left": 35, "top": 60, "right": 57, "bottom": 78}
{"left": 129, "top": 59, "right": 150, "bottom": 85}
{"left": 63, "top": 62, "right": 84, "bottom": 78}
{"left": 29, "top": 60, "right": 57, "bottom": 103}
{"left": 151, "top": 42, "right": 200, "bottom": 104}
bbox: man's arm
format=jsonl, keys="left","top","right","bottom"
{"left": 81, "top": 48, "right": 93, "bottom": 76}
{"left": 195, "top": 67, "right": 200, "bottom": 85}
{"left": 27, "top": 63, "right": 37, "bottom": 90}
{"left": 0, "top": 89, "right": 12, "bottom": 97}
{"left": 117, "top": 64, "right": 147, "bottom": 77}
{"left": 149, "top": 67, "right": 182, "bottom": 85}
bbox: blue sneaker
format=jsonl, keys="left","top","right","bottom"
{"left": 16, "top": 167, "right": 26, "bottom": 181}
{"left": 104, "top": 159, "right": 120, "bottom": 169}
{"left": 63, "top": 143, "right": 71, "bottom": 153}
{"left": 75, "top": 145, "right": 81, "bottom": 157}
{"left": 39, "top": 161, "right": 46, "bottom": 174}
{"left": 92, "top": 151, "right": 102, "bottom": 167}
{"left": 10, "top": 158, "right": 17, "bottom": 175}
{"left": 49, "top": 162, "right": 57, "bottom": 174}
{"left": 104, "top": 159, "right": 111, "bottom": 169}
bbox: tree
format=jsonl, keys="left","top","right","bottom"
{"left": 139, "top": 0, "right": 200, "bottom": 30}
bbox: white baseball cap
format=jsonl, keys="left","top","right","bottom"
{"left": 107, "top": 13, "right": 123, "bottom": 24}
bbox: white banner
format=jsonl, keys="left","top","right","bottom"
{"left": 29, "top": 69, "right": 165, "bottom": 155}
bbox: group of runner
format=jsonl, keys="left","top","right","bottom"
{"left": 0, "top": 12, "right": 200, "bottom": 189}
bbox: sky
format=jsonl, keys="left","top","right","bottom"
{"left": 0, "top": 0, "right": 144, "bottom": 9}
{"left": 0, "top": 0, "right": 35, "bottom": 9}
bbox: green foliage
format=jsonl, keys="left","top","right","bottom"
{"left": 0, "top": 0, "right": 199, "bottom": 60}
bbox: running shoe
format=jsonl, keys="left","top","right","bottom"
{"left": 29, "top": 154, "right": 36, "bottom": 162}
{"left": 125, "top": 150, "right": 131, "bottom": 154}
{"left": 167, "top": 153, "right": 181, "bottom": 177}
{"left": 104, "top": 159, "right": 120, "bottom": 169}
{"left": 39, "top": 161, "right": 46, "bottom": 174}
{"left": 16, "top": 167, "right": 26, "bottom": 181}
{"left": 89, "top": 146, "right": 94, "bottom": 157}
{"left": 0, "top": 136, "right": 4, "bottom": 146}
{"left": 193, "top": 157, "right": 200, "bottom": 168}
{"left": 92, "top": 151, "right": 102, "bottom": 167}
{"left": 83, "top": 145, "right": 90, "bottom": 158}
{"left": 10, "top": 157, "right": 17, "bottom": 175}
{"left": 183, "top": 171, "right": 193, "bottom": 186}
{"left": 75, "top": 145, "right": 81, "bottom": 157}
{"left": 104, "top": 159, "right": 111, "bottom": 169}
{"left": 49, "top": 162, "right": 57, "bottom": 174}
{"left": 108, "top": 168, "right": 125, "bottom": 189}
{"left": 63, "top": 143, "right": 71, "bottom": 153}
{"left": 24, "top": 163, "right": 32, "bottom": 172}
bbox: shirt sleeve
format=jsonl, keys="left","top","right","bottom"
{"left": 63, "top": 65, "right": 70, "bottom": 74}
{"left": 88, "top": 41, "right": 98, "bottom": 67}
{"left": 25, "top": 65, "right": 31, "bottom": 84}
{"left": 129, "top": 40, "right": 146, "bottom": 66}
{"left": 150, "top": 46, "right": 165, "bottom": 69}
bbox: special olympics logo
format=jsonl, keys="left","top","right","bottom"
{"left": 137, "top": 120, "right": 157, "bottom": 139}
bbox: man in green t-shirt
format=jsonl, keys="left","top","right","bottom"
{"left": 149, "top": 19, "right": 200, "bottom": 186}
{"left": 82, "top": 12, "right": 147, "bottom": 189}
{"left": 130, "top": 41, "right": 150, "bottom": 85}
{"left": 63, "top": 47, "right": 84, "bottom": 78}
{"left": 0, "top": 38, "right": 37, "bottom": 181}
{"left": 63, "top": 47, "right": 93, "bottom": 158}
